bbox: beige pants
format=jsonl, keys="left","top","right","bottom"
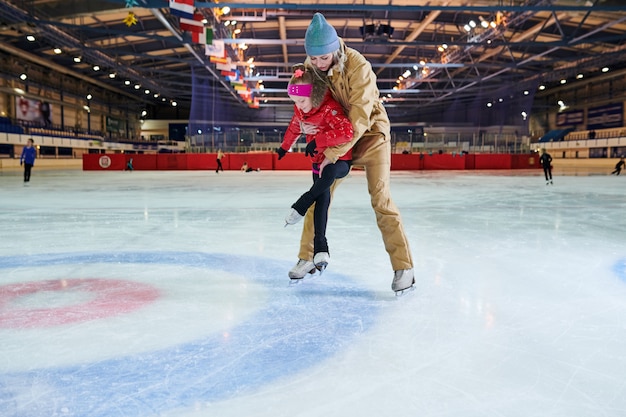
{"left": 298, "top": 134, "right": 414, "bottom": 271}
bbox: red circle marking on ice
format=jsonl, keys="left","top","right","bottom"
{"left": 0, "top": 278, "right": 160, "bottom": 328}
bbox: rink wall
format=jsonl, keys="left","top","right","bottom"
{"left": 82, "top": 152, "right": 541, "bottom": 171}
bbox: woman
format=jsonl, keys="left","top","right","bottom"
{"left": 289, "top": 13, "right": 414, "bottom": 294}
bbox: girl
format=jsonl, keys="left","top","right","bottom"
{"left": 277, "top": 64, "right": 354, "bottom": 275}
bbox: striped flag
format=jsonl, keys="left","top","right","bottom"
{"left": 169, "top": 0, "right": 194, "bottom": 20}
{"left": 180, "top": 13, "right": 204, "bottom": 34}
{"left": 192, "top": 27, "right": 213, "bottom": 44}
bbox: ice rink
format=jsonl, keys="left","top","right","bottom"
{"left": 1, "top": 166, "right": 626, "bottom": 417}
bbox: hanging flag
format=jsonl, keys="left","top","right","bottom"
{"left": 206, "top": 39, "right": 225, "bottom": 58}
{"left": 180, "top": 13, "right": 204, "bottom": 34}
{"left": 169, "top": 0, "right": 194, "bottom": 20}
{"left": 192, "top": 27, "right": 213, "bottom": 44}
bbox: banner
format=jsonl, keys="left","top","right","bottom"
{"left": 16, "top": 97, "right": 52, "bottom": 126}
{"left": 587, "top": 103, "right": 623, "bottom": 130}
{"left": 556, "top": 109, "right": 584, "bottom": 127}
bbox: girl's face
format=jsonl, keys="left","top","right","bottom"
{"left": 290, "top": 94, "right": 313, "bottom": 113}
{"left": 309, "top": 54, "right": 334, "bottom": 72}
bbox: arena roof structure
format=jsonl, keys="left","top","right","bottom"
{"left": 1, "top": 0, "right": 625, "bottom": 123}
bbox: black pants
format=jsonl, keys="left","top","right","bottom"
{"left": 611, "top": 168, "right": 621, "bottom": 175}
{"left": 542, "top": 165, "right": 552, "bottom": 180}
{"left": 23, "top": 163, "right": 33, "bottom": 182}
{"left": 216, "top": 159, "right": 223, "bottom": 172}
{"left": 292, "top": 160, "right": 351, "bottom": 254}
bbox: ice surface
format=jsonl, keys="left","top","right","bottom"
{"left": 1, "top": 168, "right": 626, "bottom": 417}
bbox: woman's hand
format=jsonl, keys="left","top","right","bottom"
{"left": 319, "top": 157, "right": 332, "bottom": 176}
{"left": 300, "top": 122, "right": 319, "bottom": 135}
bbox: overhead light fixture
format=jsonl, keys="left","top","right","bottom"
{"left": 93, "top": 65, "right": 100, "bottom": 71}
{"left": 134, "top": 84, "right": 141, "bottom": 89}
{"left": 53, "top": 48, "right": 62, "bottom": 54}
{"left": 86, "top": 94, "right": 93, "bottom": 100}
{"left": 109, "top": 72, "right": 116, "bottom": 78}
{"left": 26, "top": 35, "right": 35, "bottom": 42}
{"left": 602, "top": 67, "right": 609, "bottom": 72}
{"left": 124, "top": 80, "right": 131, "bottom": 85}
{"left": 377, "top": 24, "right": 394, "bottom": 38}
{"left": 171, "top": 101, "right": 178, "bottom": 107}
{"left": 19, "top": 73, "right": 27, "bottom": 81}
{"left": 74, "top": 56, "right": 82, "bottom": 63}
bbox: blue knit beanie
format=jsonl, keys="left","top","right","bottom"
{"left": 305, "top": 13, "right": 340, "bottom": 56}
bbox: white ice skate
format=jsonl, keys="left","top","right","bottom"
{"left": 392, "top": 268, "right": 415, "bottom": 296}
{"left": 284, "top": 208, "right": 303, "bottom": 227}
{"left": 313, "top": 252, "right": 330, "bottom": 274}
{"left": 288, "top": 259, "right": 317, "bottom": 280}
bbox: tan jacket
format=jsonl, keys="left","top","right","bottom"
{"left": 306, "top": 39, "right": 391, "bottom": 163}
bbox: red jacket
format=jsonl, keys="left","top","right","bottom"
{"left": 280, "top": 91, "right": 353, "bottom": 165}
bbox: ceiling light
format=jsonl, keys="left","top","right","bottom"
{"left": 93, "top": 65, "right": 100, "bottom": 71}
{"left": 86, "top": 94, "right": 92, "bottom": 100}
{"left": 53, "top": 48, "right": 62, "bottom": 54}
{"left": 125, "top": 80, "right": 131, "bottom": 85}
{"left": 134, "top": 84, "right": 141, "bottom": 89}
{"left": 109, "top": 72, "right": 116, "bottom": 78}
{"left": 560, "top": 79, "right": 566, "bottom": 84}
{"left": 144, "top": 89, "right": 150, "bottom": 94}
{"left": 19, "top": 73, "right": 27, "bottom": 81}
{"left": 539, "top": 85, "right": 546, "bottom": 90}
{"left": 26, "top": 35, "right": 35, "bottom": 42}
{"left": 171, "top": 101, "right": 178, "bottom": 107}
{"left": 576, "top": 73, "right": 584, "bottom": 79}
{"left": 602, "top": 67, "right": 609, "bottom": 72}
{"left": 73, "top": 56, "right": 82, "bottom": 63}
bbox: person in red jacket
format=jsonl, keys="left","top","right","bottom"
{"left": 276, "top": 64, "right": 354, "bottom": 274}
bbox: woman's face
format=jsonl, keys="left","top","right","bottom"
{"left": 309, "top": 54, "right": 334, "bottom": 72}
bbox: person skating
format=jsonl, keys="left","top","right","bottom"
{"left": 20, "top": 138, "right": 36, "bottom": 183}
{"left": 539, "top": 148, "right": 553, "bottom": 185}
{"left": 277, "top": 64, "right": 353, "bottom": 274}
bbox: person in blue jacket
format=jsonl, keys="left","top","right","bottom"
{"left": 20, "top": 138, "right": 36, "bottom": 183}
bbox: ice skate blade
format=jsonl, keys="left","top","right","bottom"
{"left": 315, "top": 262, "right": 328, "bottom": 275}
{"left": 394, "top": 285, "right": 415, "bottom": 297}
{"left": 288, "top": 268, "right": 318, "bottom": 284}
